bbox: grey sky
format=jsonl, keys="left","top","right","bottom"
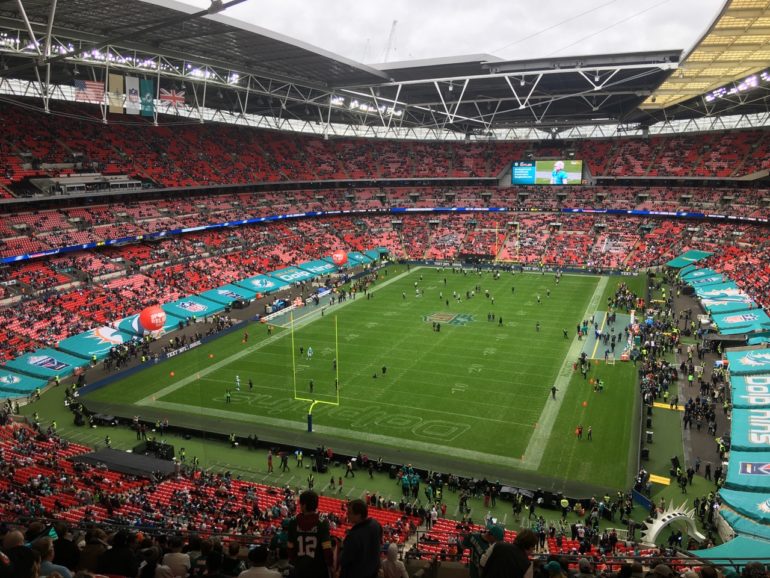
{"left": 174, "top": 0, "right": 726, "bottom": 64}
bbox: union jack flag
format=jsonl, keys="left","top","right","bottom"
{"left": 160, "top": 88, "right": 185, "bottom": 107}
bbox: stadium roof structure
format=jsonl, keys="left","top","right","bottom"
{"left": 0, "top": 0, "right": 768, "bottom": 140}
{"left": 642, "top": 0, "right": 770, "bottom": 111}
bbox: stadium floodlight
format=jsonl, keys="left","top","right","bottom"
{"left": 448, "top": 81, "right": 453, "bottom": 92}
{"left": 594, "top": 74, "right": 600, "bottom": 83}
{"left": 520, "top": 78, "right": 525, "bottom": 86}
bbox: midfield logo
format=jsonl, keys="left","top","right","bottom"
{"left": 423, "top": 312, "right": 475, "bottom": 326}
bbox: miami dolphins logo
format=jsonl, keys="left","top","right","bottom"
{"left": 742, "top": 352, "right": 770, "bottom": 367}
{"left": 86, "top": 327, "right": 126, "bottom": 345}
{"left": 758, "top": 499, "right": 770, "bottom": 514}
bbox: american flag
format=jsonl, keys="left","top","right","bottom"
{"left": 160, "top": 88, "right": 186, "bottom": 107}
{"left": 74, "top": 79, "right": 104, "bottom": 103}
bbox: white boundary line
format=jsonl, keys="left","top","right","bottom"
{"left": 136, "top": 266, "right": 417, "bottom": 406}
{"left": 519, "top": 276, "right": 607, "bottom": 470}
{"left": 145, "top": 399, "right": 526, "bottom": 468}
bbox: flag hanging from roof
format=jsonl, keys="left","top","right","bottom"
{"left": 125, "top": 76, "right": 140, "bottom": 115}
{"left": 108, "top": 74, "right": 124, "bottom": 114}
{"left": 74, "top": 79, "right": 104, "bottom": 103}
{"left": 160, "top": 88, "right": 185, "bottom": 107}
{"left": 140, "top": 79, "right": 155, "bottom": 117}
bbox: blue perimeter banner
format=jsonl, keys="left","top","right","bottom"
{"left": 718, "top": 488, "right": 770, "bottom": 525}
{"left": 695, "top": 281, "right": 739, "bottom": 297}
{"left": 687, "top": 274, "right": 725, "bottom": 287}
{"left": 298, "top": 258, "right": 338, "bottom": 276}
{"left": 681, "top": 267, "right": 717, "bottom": 281}
{"left": 726, "top": 349, "right": 770, "bottom": 375}
{"left": 724, "top": 452, "right": 770, "bottom": 492}
{"left": 163, "top": 295, "right": 225, "bottom": 320}
{"left": 235, "top": 274, "right": 288, "bottom": 295}
{"left": 117, "top": 313, "right": 180, "bottom": 336}
{"left": 269, "top": 266, "right": 315, "bottom": 284}
{"left": 712, "top": 311, "right": 770, "bottom": 335}
{"left": 731, "top": 407, "right": 770, "bottom": 452}
{"left": 731, "top": 374, "right": 770, "bottom": 409}
{"left": 0, "top": 368, "right": 48, "bottom": 395}
{"left": 666, "top": 250, "right": 714, "bottom": 269}
{"left": 199, "top": 284, "right": 257, "bottom": 305}
{"left": 58, "top": 326, "right": 134, "bottom": 360}
{"left": 347, "top": 251, "right": 372, "bottom": 265}
{"left": 702, "top": 294, "right": 757, "bottom": 314}
{"left": 4, "top": 348, "right": 88, "bottom": 379}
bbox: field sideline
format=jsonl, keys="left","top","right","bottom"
{"left": 84, "top": 266, "right": 641, "bottom": 492}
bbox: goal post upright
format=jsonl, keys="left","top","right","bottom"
{"left": 291, "top": 314, "right": 339, "bottom": 433}
{"left": 290, "top": 311, "right": 298, "bottom": 399}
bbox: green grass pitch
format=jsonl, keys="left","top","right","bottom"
{"left": 85, "top": 266, "right": 640, "bottom": 491}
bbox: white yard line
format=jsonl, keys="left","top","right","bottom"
{"left": 519, "top": 276, "right": 608, "bottom": 471}
{"left": 142, "top": 399, "right": 526, "bottom": 468}
{"left": 136, "top": 266, "right": 417, "bottom": 406}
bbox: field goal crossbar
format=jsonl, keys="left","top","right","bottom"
{"left": 289, "top": 312, "right": 340, "bottom": 432}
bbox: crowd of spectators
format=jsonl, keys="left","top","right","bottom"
{"left": 2, "top": 101, "right": 770, "bottom": 189}
{"left": 2, "top": 183, "right": 770, "bottom": 363}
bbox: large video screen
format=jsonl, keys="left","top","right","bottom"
{"left": 511, "top": 159, "right": 583, "bottom": 185}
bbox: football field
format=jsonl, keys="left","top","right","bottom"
{"left": 84, "top": 266, "right": 640, "bottom": 491}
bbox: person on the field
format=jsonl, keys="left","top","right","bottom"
{"left": 235, "top": 375, "right": 241, "bottom": 391}
{"left": 287, "top": 490, "right": 334, "bottom": 578}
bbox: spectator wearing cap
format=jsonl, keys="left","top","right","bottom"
{"left": 545, "top": 560, "right": 567, "bottom": 578}
{"left": 238, "top": 546, "right": 280, "bottom": 578}
{"left": 479, "top": 526, "right": 506, "bottom": 572}
{"left": 462, "top": 526, "right": 491, "bottom": 578}
{"left": 31, "top": 537, "right": 72, "bottom": 578}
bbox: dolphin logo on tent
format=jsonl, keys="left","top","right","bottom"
{"left": 86, "top": 326, "right": 127, "bottom": 345}
{"left": 741, "top": 351, "right": 770, "bottom": 367}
